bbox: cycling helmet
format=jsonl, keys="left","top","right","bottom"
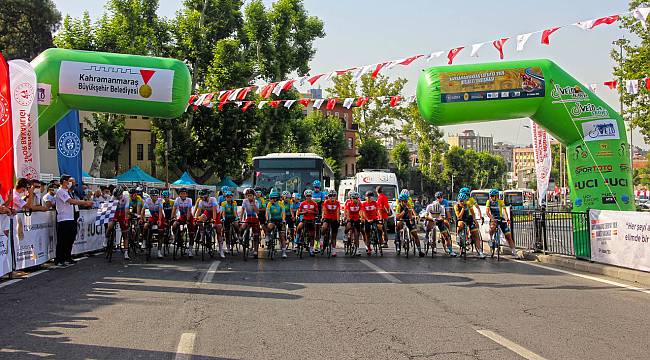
{"left": 255, "top": 188, "right": 262, "bottom": 195}
{"left": 398, "top": 193, "right": 409, "bottom": 201}
{"left": 113, "top": 186, "right": 125, "bottom": 197}
{"left": 365, "top": 191, "right": 375, "bottom": 198}
{"left": 292, "top": 192, "right": 301, "bottom": 199}
{"left": 457, "top": 192, "right": 469, "bottom": 201}
{"left": 129, "top": 188, "right": 138, "bottom": 195}
{"left": 281, "top": 190, "right": 290, "bottom": 197}
{"left": 459, "top": 187, "right": 470, "bottom": 194}
{"left": 225, "top": 191, "right": 233, "bottom": 196}
{"left": 350, "top": 191, "right": 359, "bottom": 199}
{"left": 244, "top": 188, "right": 255, "bottom": 195}
{"left": 304, "top": 189, "right": 313, "bottom": 197}
{"left": 269, "top": 191, "right": 280, "bottom": 199}
{"left": 161, "top": 189, "right": 170, "bottom": 197}
{"left": 400, "top": 189, "right": 409, "bottom": 195}
{"left": 221, "top": 186, "right": 228, "bottom": 193}
{"left": 328, "top": 189, "right": 337, "bottom": 197}
{"left": 313, "top": 180, "right": 321, "bottom": 188}
{"left": 489, "top": 189, "right": 499, "bottom": 197}
{"left": 135, "top": 186, "right": 144, "bottom": 194}
{"left": 434, "top": 191, "right": 443, "bottom": 198}
{"left": 179, "top": 187, "right": 188, "bottom": 193}
{"left": 199, "top": 189, "right": 209, "bottom": 197}
{"left": 149, "top": 189, "right": 160, "bottom": 196}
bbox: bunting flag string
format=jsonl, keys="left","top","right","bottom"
{"left": 188, "top": 6, "right": 649, "bottom": 112}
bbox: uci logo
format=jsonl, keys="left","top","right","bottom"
{"left": 57, "top": 131, "right": 81, "bottom": 158}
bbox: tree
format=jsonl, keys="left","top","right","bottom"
{"left": 442, "top": 146, "right": 476, "bottom": 195}
{"left": 303, "top": 111, "right": 346, "bottom": 178}
{"left": 612, "top": 1, "right": 650, "bottom": 142}
{"left": 390, "top": 142, "right": 411, "bottom": 187}
{"left": 81, "top": 113, "right": 126, "bottom": 177}
{"left": 0, "top": 0, "right": 61, "bottom": 60}
{"left": 358, "top": 139, "right": 389, "bottom": 170}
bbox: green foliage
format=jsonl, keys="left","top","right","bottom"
{"left": 302, "top": 111, "right": 346, "bottom": 178}
{"left": 358, "top": 139, "right": 389, "bottom": 170}
{"left": 0, "top": 0, "right": 61, "bottom": 61}
{"left": 442, "top": 146, "right": 507, "bottom": 194}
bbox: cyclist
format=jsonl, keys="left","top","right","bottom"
{"left": 459, "top": 187, "right": 484, "bottom": 226}
{"left": 217, "top": 186, "right": 229, "bottom": 204}
{"left": 280, "top": 191, "right": 294, "bottom": 245}
{"left": 486, "top": 189, "right": 519, "bottom": 259}
{"left": 195, "top": 189, "right": 224, "bottom": 259}
{"left": 396, "top": 193, "right": 424, "bottom": 257}
{"left": 106, "top": 186, "right": 131, "bottom": 260}
{"left": 291, "top": 192, "right": 302, "bottom": 249}
{"left": 240, "top": 188, "right": 261, "bottom": 258}
{"left": 142, "top": 189, "right": 165, "bottom": 259}
{"left": 221, "top": 191, "right": 239, "bottom": 254}
{"left": 296, "top": 189, "right": 319, "bottom": 256}
{"left": 171, "top": 188, "right": 195, "bottom": 257}
{"left": 255, "top": 188, "right": 268, "bottom": 242}
{"left": 360, "top": 191, "right": 383, "bottom": 256}
{"left": 455, "top": 192, "right": 486, "bottom": 258}
{"left": 344, "top": 191, "right": 362, "bottom": 256}
{"left": 425, "top": 192, "right": 456, "bottom": 256}
{"left": 321, "top": 189, "right": 341, "bottom": 257}
{"left": 161, "top": 190, "right": 174, "bottom": 245}
{"left": 400, "top": 189, "right": 415, "bottom": 208}
{"left": 128, "top": 188, "right": 145, "bottom": 250}
{"left": 311, "top": 180, "right": 326, "bottom": 251}
{"left": 376, "top": 186, "right": 391, "bottom": 248}
{"left": 266, "top": 191, "right": 287, "bottom": 258}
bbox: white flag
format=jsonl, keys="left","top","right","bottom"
{"left": 228, "top": 88, "right": 241, "bottom": 101}
{"left": 589, "top": 84, "right": 598, "bottom": 93}
{"left": 426, "top": 51, "right": 444, "bottom": 61}
{"left": 530, "top": 120, "right": 551, "bottom": 206}
{"left": 234, "top": 101, "right": 242, "bottom": 107}
{"left": 516, "top": 33, "right": 533, "bottom": 51}
{"left": 284, "top": 100, "right": 296, "bottom": 109}
{"left": 297, "top": 76, "right": 309, "bottom": 87}
{"left": 324, "top": 71, "right": 338, "bottom": 82}
{"left": 343, "top": 98, "right": 354, "bottom": 109}
{"left": 624, "top": 80, "right": 640, "bottom": 95}
{"left": 406, "top": 95, "right": 416, "bottom": 103}
{"left": 634, "top": 7, "right": 650, "bottom": 28}
{"left": 195, "top": 93, "right": 209, "bottom": 105}
{"left": 573, "top": 20, "right": 595, "bottom": 30}
{"left": 272, "top": 81, "right": 287, "bottom": 96}
{"left": 352, "top": 65, "right": 372, "bottom": 82}
{"left": 313, "top": 99, "right": 325, "bottom": 109}
{"left": 470, "top": 42, "right": 485, "bottom": 57}
{"left": 9, "top": 60, "right": 40, "bottom": 180}
{"left": 258, "top": 101, "right": 268, "bottom": 109}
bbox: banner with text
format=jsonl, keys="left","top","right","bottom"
{"left": 531, "top": 120, "right": 551, "bottom": 206}
{"left": 9, "top": 60, "right": 40, "bottom": 179}
{"left": 590, "top": 209, "right": 650, "bottom": 272}
{"left": 72, "top": 209, "right": 110, "bottom": 255}
{"left": 13, "top": 211, "right": 56, "bottom": 270}
{"left": 0, "top": 217, "right": 12, "bottom": 277}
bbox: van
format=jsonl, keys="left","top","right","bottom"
{"left": 356, "top": 170, "right": 399, "bottom": 231}
{"left": 337, "top": 178, "right": 355, "bottom": 204}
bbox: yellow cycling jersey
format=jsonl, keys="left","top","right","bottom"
{"left": 466, "top": 197, "right": 476, "bottom": 208}
{"left": 485, "top": 199, "right": 507, "bottom": 218}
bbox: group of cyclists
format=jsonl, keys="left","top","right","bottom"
{"left": 103, "top": 180, "right": 521, "bottom": 262}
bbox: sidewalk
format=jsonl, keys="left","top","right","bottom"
{"left": 522, "top": 252, "right": 650, "bottom": 288}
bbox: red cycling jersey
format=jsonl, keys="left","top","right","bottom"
{"left": 299, "top": 200, "right": 318, "bottom": 221}
{"left": 377, "top": 193, "right": 390, "bottom": 219}
{"left": 345, "top": 199, "right": 361, "bottom": 221}
{"left": 361, "top": 200, "right": 380, "bottom": 221}
{"left": 321, "top": 199, "right": 340, "bottom": 220}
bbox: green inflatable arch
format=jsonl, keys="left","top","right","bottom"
{"left": 417, "top": 59, "right": 633, "bottom": 211}
{"left": 31, "top": 48, "right": 191, "bottom": 135}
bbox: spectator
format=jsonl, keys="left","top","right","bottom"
{"left": 92, "top": 188, "right": 105, "bottom": 208}
{"left": 54, "top": 175, "right": 92, "bottom": 266}
{"left": 42, "top": 182, "right": 58, "bottom": 209}
{"left": 12, "top": 178, "right": 48, "bottom": 212}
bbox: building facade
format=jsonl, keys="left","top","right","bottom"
{"left": 512, "top": 146, "right": 535, "bottom": 188}
{"left": 493, "top": 141, "right": 514, "bottom": 170}
{"left": 323, "top": 104, "right": 359, "bottom": 178}
{"left": 447, "top": 129, "right": 493, "bottom": 153}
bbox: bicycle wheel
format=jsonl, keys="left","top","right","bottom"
{"left": 145, "top": 228, "right": 152, "bottom": 262}
{"left": 403, "top": 229, "right": 410, "bottom": 258}
{"left": 106, "top": 228, "right": 115, "bottom": 262}
{"left": 242, "top": 228, "right": 250, "bottom": 261}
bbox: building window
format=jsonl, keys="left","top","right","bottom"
{"left": 48, "top": 128, "right": 56, "bottom": 149}
{"left": 129, "top": 115, "right": 138, "bottom": 119}
{"left": 343, "top": 113, "right": 348, "bottom": 120}
{"left": 142, "top": 116, "right": 150, "bottom": 120}
{"left": 347, "top": 137, "right": 353, "bottom": 150}
{"left": 351, "top": 163, "right": 355, "bottom": 174}
{"left": 345, "top": 164, "right": 348, "bottom": 176}
{"left": 148, "top": 144, "right": 154, "bottom": 160}
{"left": 137, "top": 144, "right": 144, "bottom": 161}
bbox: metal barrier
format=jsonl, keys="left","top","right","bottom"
{"left": 511, "top": 208, "right": 590, "bottom": 259}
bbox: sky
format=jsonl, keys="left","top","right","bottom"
{"left": 51, "top": 0, "right": 646, "bottom": 148}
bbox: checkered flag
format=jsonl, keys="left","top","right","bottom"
{"left": 95, "top": 200, "right": 118, "bottom": 226}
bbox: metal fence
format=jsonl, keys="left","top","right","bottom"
{"left": 511, "top": 209, "right": 590, "bottom": 259}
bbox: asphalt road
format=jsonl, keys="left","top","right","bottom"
{"left": 1, "top": 233, "right": 649, "bottom": 359}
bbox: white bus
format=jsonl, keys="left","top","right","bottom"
{"left": 252, "top": 153, "right": 335, "bottom": 195}
{"left": 503, "top": 189, "right": 537, "bottom": 210}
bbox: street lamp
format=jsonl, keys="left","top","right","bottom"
{"left": 612, "top": 38, "right": 632, "bottom": 166}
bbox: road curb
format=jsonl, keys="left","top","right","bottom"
{"left": 523, "top": 252, "right": 650, "bottom": 287}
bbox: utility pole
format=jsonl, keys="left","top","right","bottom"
{"left": 165, "top": 128, "right": 171, "bottom": 187}
{"left": 613, "top": 38, "right": 632, "bottom": 166}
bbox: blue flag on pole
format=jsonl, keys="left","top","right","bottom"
{"left": 56, "top": 110, "right": 83, "bottom": 197}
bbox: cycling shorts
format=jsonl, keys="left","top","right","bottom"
{"left": 458, "top": 218, "right": 478, "bottom": 232}
{"left": 492, "top": 219, "right": 511, "bottom": 234}
{"left": 435, "top": 219, "right": 449, "bottom": 233}
{"left": 258, "top": 212, "right": 267, "bottom": 223}
{"left": 399, "top": 217, "right": 415, "bottom": 231}
{"left": 112, "top": 210, "right": 129, "bottom": 231}
{"left": 363, "top": 219, "right": 382, "bottom": 233}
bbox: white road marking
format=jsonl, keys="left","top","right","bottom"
{"left": 0, "top": 279, "right": 22, "bottom": 288}
{"left": 518, "top": 261, "right": 650, "bottom": 295}
{"left": 199, "top": 261, "right": 220, "bottom": 284}
{"left": 174, "top": 332, "right": 196, "bottom": 360}
{"left": 76, "top": 256, "right": 88, "bottom": 261}
{"left": 24, "top": 270, "right": 48, "bottom": 278}
{"left": 359, "top": 260, "right": 402, "bottom": 284}
{"left": 476, "top": 329, "right": 548, "bottom": 360}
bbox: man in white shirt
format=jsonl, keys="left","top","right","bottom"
{"left": 42, "top": 183, "right": 58, "bottom": 209}
{"left": 54, "top": 175, "right": 93, "bottom": 266}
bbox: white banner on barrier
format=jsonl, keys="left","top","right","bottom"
{"left": 590, "top": 209, "right": 650, "bottom": 272}
{"left": 13, "top": 212, "right": 55, "bottom": 270}
{"left": 0, "top": 214, "right": 12, "bottom": 276}
{"left": 72, "top": 209, "right": 109, "bottom": 255}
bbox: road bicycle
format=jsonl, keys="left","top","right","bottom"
{"left": 490, "top": 219, "right": 507, "bottom": 261}
{"left": 194, "top": 220, "right": 215, "bottom": 261}
{"left": 368, "top": 221, "right": 383, "bottom": 257}
{"left": 457, "top": 223, "right": 469, "bottom": 260}
{"left": 297, "top": 220, "right": 315, "bottom": 258}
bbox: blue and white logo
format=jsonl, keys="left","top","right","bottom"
{"left": 57, "top": 131, "right": 81, "bottom": 158}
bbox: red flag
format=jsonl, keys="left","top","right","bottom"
{"left": 492, "top": 38, "right": 509, "bottom": 60}
{"left": 188, "top": 94, "right": 197, "bottom": 105}
{"left": 447, "top": 47, "right": 464, "bottom": 64}
{"left": 389, "top": 96, "right": 401, "bottom": 107}
{"left": 269, "top": 100, "right": 281, "bottom": 108}
{"left": 356, "top": 97, "right": 369, "bottom": 107}
{"left": 603, "top": 80, "right": 618, "bottom": 90}
{"left": 282, "top": 80, "right": 296, "bottom": 91}
{"left": 336, "top": 68, "right": 357, "bottom": 75}
{"left": 218, "top": 90, "right": 233, "bottom": 103}
{"left": 592, "top": 15, "right": 619, "bottom": 28}
{"left": 201, "top": 92, "right": 215, "bottom": 106}
{"left": 326, "top": 98, "right": 337, "bottom": 110}
{"left": 541, "top": 27, "right": 560, "bottom": 45}
{"left": 237, "top": 86, "right": 253, "bottom": 100}
{"left": 261, "top": 83, "right": 277, "bottom": 98}
{"left": 371, "top": 62, "right": 391, "bottom": 78}
{"left": 308, "top": 74, "right": 326, "bottom": 85}
{"left": 0, "top": 52, "right": 14, "bottom": 201}
{"left": 241, "top": 101, "right": 254, "bottom": 112}
{"left": 395, "top": 55, "right": 424, "bottom": 66}
{"left": 298, "top": 98, "right": 311, "bottom": 107}
{"left": 645, "top": 78, "right": 650, "bottom": 91}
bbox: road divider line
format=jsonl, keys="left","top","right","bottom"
{"left": 359, "top": 260, "right": 402, "bottom": 284}
{"left": 0, "top": 279, "right": 22, "bottom": 288}
{"left": 518, "top": 261, "right": 650, "bottom": 295}
{"left": 199, "top": 261, "right": 221, "bottom": 284}
{"left": 174, "top": 332, "right": 196, "bottom": 360}
{"left": 476, "top": 329, "right": 547, "bottom": 360}
{"left": 24, "top": 270, "right": 48, "bottom": 278}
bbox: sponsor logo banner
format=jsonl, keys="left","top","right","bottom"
{"left": 590, "top": 209, "right": 650, "bottom": 272}
{"left": 37, "top": 83, "right": 51, "bottom": 105}
{"left": 581, "top": 119, "right": 620, "bottom": 142}
{"left": 440, "top": 67, "right": 545, "bottom": 103}
{"left": 531, "top": 120, "right": 551, "bottom": 205}
{"left": 13, "top": 211, "right": 56, "bottom": 270}
{"left": 59, "top": 61, "right": 174, "bottom": 103}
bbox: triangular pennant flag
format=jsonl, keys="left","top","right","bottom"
{"left": 217, "top": 99, "right": 228, "bottom": 110}
{"left": 589, "top": 84, "right": 598, "bottom": 93}
{"left": 193, "top": 93, "right": 209, "bottom": 110}
{"left": 282, "top": 79, "right": 296, "bottom": 91}
{"left": 218, "top": 90, "right": 234, "bottom": 103}
{"left": 273, "top": 81, "right": 288, "bottom": 96}
{"left": 376, "top": 96, "right": 386, "bottom": 103}
{"left": 228, "top": 88, "right": 242, "bottom": 101}
{"left": 516, "top": 33, "right": 533, "bottom": 51}
{"left": 388, "top": 55, "right": 424, "bottom": 69}
{"left": 470, "top": 42, "right": 485, "bottom": 57}
{"left": 234, "top": 101, "right": 242, "bottom": 107}
{"left": 336, "top": 67, "right": 357, "bottom": 75}
{"left": 258, "top": 101, "right": 268, "bottom": 109}
{"left": 646, "top": 78, "right": 650, "bottom": 91}
{"left": 389, "top": 96, "right": 401, "bottom": 107}
{"left": 188, "top": 94, "right": 197, "bottom": 106}
{"left": 313, "top": 99, "right": 325, "bottom": 109}
{"left": 492, "top": 38, "right": 509, "bottom": 60}
{"left": 447, "top": 47, "right": 464, "bottom": 64}
{"left": 573, "top": 20, "right": 595, "bottom": 30}
{"left": 624, "top": 80, "right": 640, "bottom": 95}
{"left": 343, "top": 98, "right": 354, "bottom": 109}
{"left": 541, "top": 27, "right": 560, "bottom": 45}
{"left": 237, "top": 86, "right": 253, "bottom": 100}
{"left": 633, "top": 7, "right": 650, "bottom": 29}
{"left": 426, "top": 51, "right": 444, "bottom": 61}
{"left": 258, "top": 83, "right": 272, "bottom": 98}
{"left": 241, "top": 101, "right": 254, "bottom": 112}
{"left": 356, "top": 96, "right": 369, "bottom": 107}
{"left": 284, "top": 100, "right": 296, "bottom": 109}
{"left": 326, "top": 98, "right": 337, "bottom": 110}
{"left": 308, "top": 73, "right": 326, "bottom": 85}
{"left": 201, "top": 92, "right": 215, "bottom": 106}
{"left": 324, "top": 71, "right": 338, "bottom": 82}
{"left": 269, "top": 100, "right": 281, "bottom": 108}
{"left": 591, "top": 15, "right": 619, "bottom": 29}
{"left": 298, "top": 98, "right": 311, "bottom": 107}
{"left": 603, "top": 80, "right": 618, "bottom": 90}
{"left": 352, "top": 65, "right": 372, "bottom": 82}
{"left": 406, "top": 95, "right": 416, "bottom": 103}
{"left": 262, "top": 83, "right": 277, "bottom": 98}
{"left": 371, "top": 62, "right": 392, "bottom": 78}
